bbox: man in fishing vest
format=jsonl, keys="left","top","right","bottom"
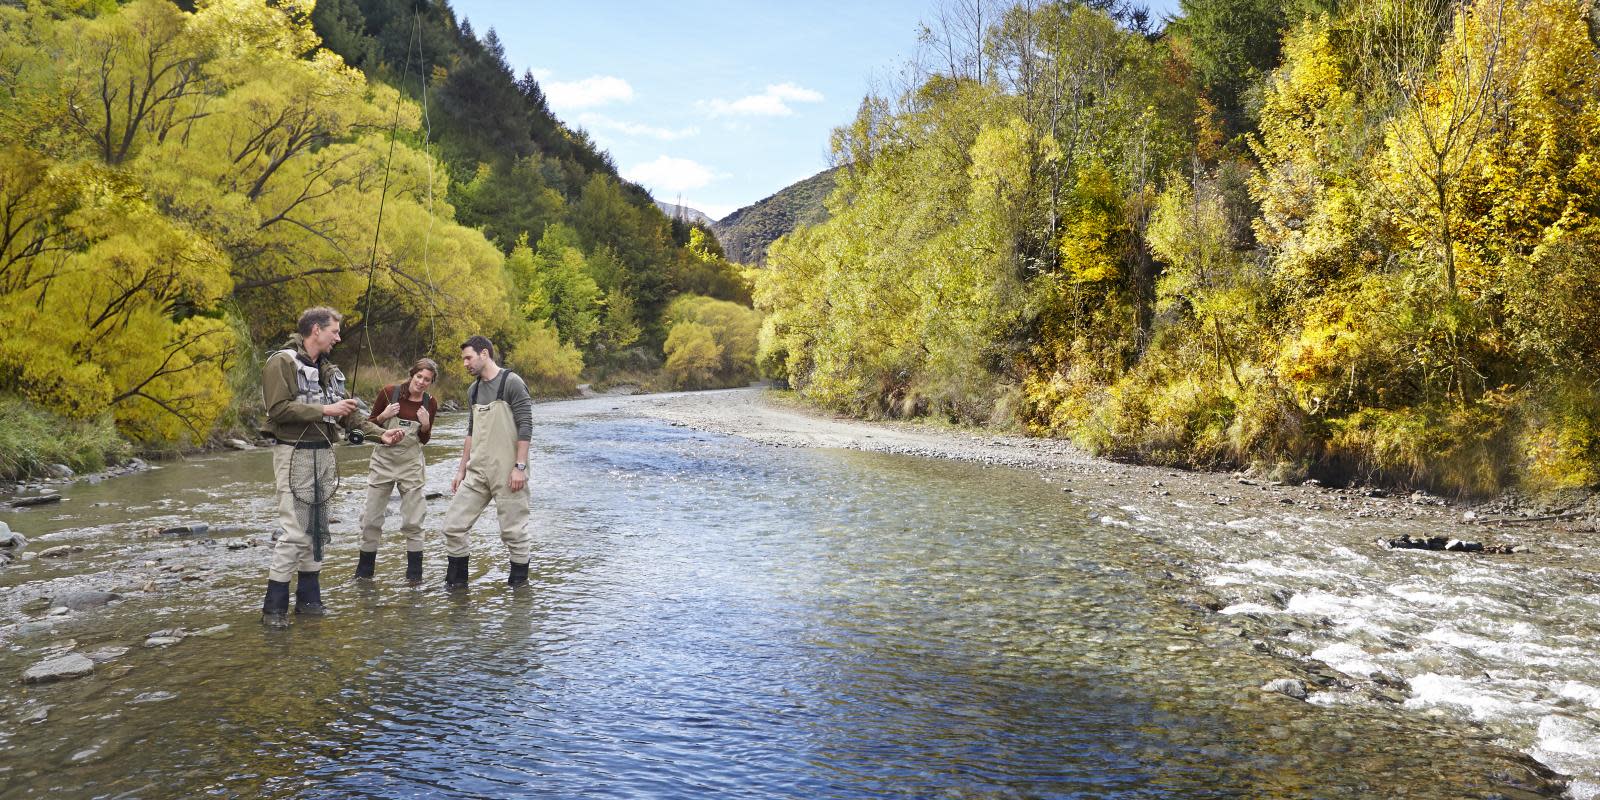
{"left": 259, "top": 306, "right": 400, "bottom": 629}
{"left": 442, "top": 335, "right": 534, "bottom": 589}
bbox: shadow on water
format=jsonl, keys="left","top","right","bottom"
{"left": 0, "top": 409, "right": 1568, "bottom": 798}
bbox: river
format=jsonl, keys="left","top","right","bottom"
{"left": 0, "top": 389, "right": 1590, "bottom": 798}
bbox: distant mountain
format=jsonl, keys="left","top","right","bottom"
{"left": 655, "top": 201, "right": 715, "bottom": 226}
{"left": 712, "top": 167, "right": 840, "bottom": 265}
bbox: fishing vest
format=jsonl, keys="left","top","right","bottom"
{"left": 279, "top": 349, "right": 348, "bottom": 424}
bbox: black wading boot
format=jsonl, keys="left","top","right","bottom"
{"left": 445, "top": 555, "right": 469, "bottom": 590}
{"left": 508, "top": 561, "right": 529, "bottom": 587}
{"left": 405, "top": 550, "right": 423, "bottom": 583}
{"left": 262, "top": 580, "right": 290, "bottom": 629}
{"left": 354, "top": 549, "right": 376, "bottom": 580}
{"left": 294, "top": 570, "right": 327, "bottom": 616}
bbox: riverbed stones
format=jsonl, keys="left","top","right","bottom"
{"left": 225, "top": 439, "right": 253, "bottom": 451}
{"left": 22, "top": 653, "right": 95, "bottom": 684}
{"left": 1262, "top": 678, "right": 1308, "bottom": 699}
{"left": 47, "top": 463, "right": 74, "bottom": 479}
{"left": 0, "top": 522, "right": 25, "bottom": 549}
{"left": 51, "top": 590, "right": 121, "bottom": 611}
{"left": 37, "top": 545, "right": 76, "bottom": 558}
{"left": 142, "top": 636, "right": 182, "bottom": 648}
{"left": 84, "top": 646, "right": 129, "bottom": 663}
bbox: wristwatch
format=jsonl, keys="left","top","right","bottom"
{"left": 514, "top": 462, "right": 527, "bottom": 471}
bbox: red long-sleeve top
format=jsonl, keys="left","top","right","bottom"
{"left": 369, "top": 384, "right": 439, "bottom": 444}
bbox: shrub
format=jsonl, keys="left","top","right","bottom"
{"left": 0, "top": 395, "right": 131, "bottom": 481}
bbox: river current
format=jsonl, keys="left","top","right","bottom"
{"left": 0, "top": 394, "right": 1591, "bottom": 798}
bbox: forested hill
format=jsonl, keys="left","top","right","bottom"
{"left": 713, "top": 167, "right": 839, "bottom": 265}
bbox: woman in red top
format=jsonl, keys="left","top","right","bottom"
{"left": 355, "top": 358, "right": 440, "bottom": 582}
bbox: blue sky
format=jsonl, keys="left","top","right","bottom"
{"left": 450, "top": 1, "right": 1184, "bottom": 221}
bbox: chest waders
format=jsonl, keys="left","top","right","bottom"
{"left": 356, "top": 385, "right": 430, "bottom": 581}
{"left": 264, "top": 351, "right": 344, "bottom": 627}
{"left": 442, "top": 372, "right": 532, "bottom": 589}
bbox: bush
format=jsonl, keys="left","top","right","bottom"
{"left": 1515, "top": 384, "right": 1600, "bottom": 494}
{"left": 506, "top": 321, "right": 583, "bottom": 396}
{"left": 0, "top": 395, "right": 131, "bottom": 481}
{"left": 663, "top": 294, "right": 763, "bottom": 389}
{"left": 1329, "top": 402, "right": 1511, "bottom": 497}
{"left": 663, "top": 322, "right": 722, "bottom": 390}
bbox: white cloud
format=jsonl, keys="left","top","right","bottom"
{"left": 542, "top": 75, "right": 633, "bottom": 111}
{"left": 577, "top": 113, "right": 699, "bottom": 141}
{"left": 704, "top": 82, "right": 824, "bottom": 117}
{"left": 622, "top": 156, "right": 723, "bottom": 193}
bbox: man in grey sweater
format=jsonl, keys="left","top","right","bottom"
{"left": 442, "top": 335, "right": 535, "bottom": 588}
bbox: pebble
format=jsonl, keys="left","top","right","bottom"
{"left": 1262, "top": 678, "right": 1308, "bottom": 699}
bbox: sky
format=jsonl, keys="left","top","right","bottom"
{"left": 450, "top": 1, "right": 1185, "bottom": 221}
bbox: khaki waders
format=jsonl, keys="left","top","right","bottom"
{"left": 268, "top": 441, "right": 336, "bottom": 583}
{"left": 442, "top": 376, "right": 531, "bottom": 566}
{"left": 359, "top": 409, "right": 427, "bottom": 553}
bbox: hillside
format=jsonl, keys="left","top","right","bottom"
{"left": 655, "top": 201, "right": 715, "bottom": 226}
{"left": 712, "top": 167, "right": 839, "bottom": 265}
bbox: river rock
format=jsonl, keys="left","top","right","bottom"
{"left": 159, "top": 524, "right": 209, "bottom": 537}
{"left": 143, "top": 636, "right": 182, "bottom": 648}
{"left": 51, "top": 590, "right": 121, "bottom": 611}
{"left": 130, "top": 691, "right": 176, "bottom": 704}
{"left": 225, "top": 439, "right": 253, "bottom": 451}
{"left": 1262, "top": 678, "right": 1307, "bottom": 699}
{"left": 0, "top": 521, "right": 25, "bottom": 549}
{"left": 84, "top": 646, "right": 129, "bottom": 663}
{"left": 22, "top": 653, "right": 95, "bottom": 684}
{"left": 47, "top": 463, "right": 74, "bottom": 479}
{"left": 19, "top": 704, "right": 52, "bottom": 723}
{"left": 38, "top": 545, "right": 72, "bottom": 558}
{"left": 11, "top": 493, "right": 61, "bottom": 508}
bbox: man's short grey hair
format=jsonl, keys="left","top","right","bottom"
{"left": 297, "top": 307, "right": 343, "bottom": 337}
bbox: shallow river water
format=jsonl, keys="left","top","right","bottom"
{"left": 0, "top": 395, "right": 1590, "bottom": 798}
